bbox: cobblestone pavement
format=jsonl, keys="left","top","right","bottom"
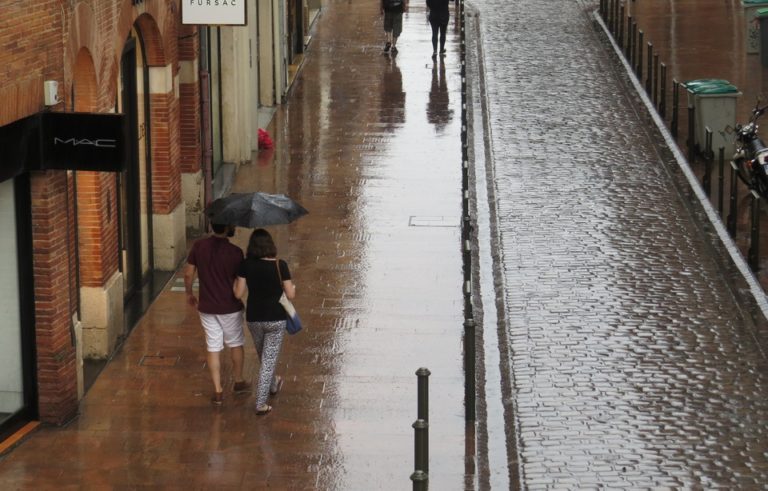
{"left": 472, "top": 0, "right": 768, "bottom": 487}
{"left": 0, "top": 1, "right": 472, "bottom": 489}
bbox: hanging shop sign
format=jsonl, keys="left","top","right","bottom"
{"left": 40, "top": 112, "right": 128, "bottom": 172}
{"left": 182, "top": 0, "right": 246, "bottom": 25}
{"left": 0, "top": 112, "right": 128, "bottom": 183}
{"left": 0, "top": 116, "right": 41, "bottom": 183}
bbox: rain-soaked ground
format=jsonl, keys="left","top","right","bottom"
{"left": 0, "top": 0, "right": 472, "bottom": 489}
{"left": 470, "top": 0, "right": 768, "bottom": 487}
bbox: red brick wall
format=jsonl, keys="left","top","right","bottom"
{"left": 31, "top": 172, "right": 79, "bottom": 425}
{"left": 179, "top": 25, "right": 202, "bottom": 174}
{"left": 0, "top": 0, "right": 190, "bottom": 425}
{"left": 77, "top": 172, "right": 119, "bottom": 287}
{"left": 151, "top": 91, "right": 183, "bottom": 214}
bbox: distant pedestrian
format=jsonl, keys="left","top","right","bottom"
{"left": 427, "top": 0, "right": 450, "bottom": 58}
{"left": 233, "top": 228, "right": 296, "bottom": 415}
{"left": 185, "top": 223, "right": 250, "bottom": 406}
{"left": 382, "top": 0, "right": 408, "bottom": 54}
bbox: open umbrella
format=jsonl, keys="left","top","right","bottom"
{"left": 205, "top": 192, "right": 308, "bottom": 228}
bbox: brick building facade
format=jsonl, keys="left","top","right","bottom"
{"left": 0, "top": 0, "right": 307, "bottom": 438}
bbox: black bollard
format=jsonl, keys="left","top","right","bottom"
{"left": 416, "top": 368, "right": 431, "bottom": 422}
{"left": 462, "top": 160, "right": 469, "bottom": 192}
{"left": 671, "top": 79, "right": 679, "bottom": 138}
{"left": 413, "top": 419, "right": 429, "bottom": 474}
{"left": 463, "top": 239, "right": 471, "bottom": 284}
{"left": 464, "top": 318, "right": 476, "bottom": 422}
{"left": 659, "top": 63, "right": 666, "bottom": 118}
{"left": 636, "top": 31, "right": 643, "bottom": 79}
{"left": 703, "top": 127, "right": 713, "bottom": 196}
{"left": 652, "top": 54, "right": 659, "bottom": 105}
{"left": 619, "top": 5, "right": 625, "bottom": 48}
{"left": 728, "top": 162, "right": 738, "bottom": 237}
{"left": 410, "top": 470, "right": 428, "bottom": 491}
{"left": 718, "top": 147, "right": 725, "bottom": 216}
{"left": 750, "top": 191, "right": 761, "bottom": 271}
{"left": 687, "top": 105, "right": 696, "bottom": 160}
{"left": 626, "top": 16, "right": 633, "bottom": 58}
{"left": 630, "top": 21, "right": 637, "bottom": 67}
{"left": 646, "top": 43, "right": 652, "bottom": 95}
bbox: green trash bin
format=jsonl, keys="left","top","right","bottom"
{"left": 743, "top": 0, "right": 768, "bottom": 53}
{"left": 684, "top": 80, "right": 742, "bottom": 155}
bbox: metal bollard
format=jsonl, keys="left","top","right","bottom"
{"left": 463, "top": 239, "right": 471, "bottom": 284}
{"left": 626, "top": 15, "right": 633, "bottom": 58}
{"left": 750, "top": 190, "right": 761, "bottom": 271}
{"left": 671, "top": 79, "right": 679, "bottom": 138}
{"left": 636, "top": 31, "right": 643, "bottom": 79}
{"left": 619, "top": 4, "right": 625, "bottom": 48}
{"left": 462, "top": 160, "right": 469, "bottom": 192}
{"left": 659, "top": 63, "right": 666, "bottom": 119}
{"left": 413, "top": 419, "right": 429, "bottom": 474}
{"left": 687, "top": 105, "right": 695, "bottom": 160}
{"left": 630, "top": 21, "right": 637, "bottom": 67}
{"left": 410, "top": 470, "right": 428, "bottom": 491}
{"left": 703, "top": 127, "right": 713, "bottom": 196}
{"left": 652, "top": 54, "right": 659, "bottom": 105}
{"left": 416, "top": 368, "right": 430, "bottom": 422}
{"left": 464, "top": 318, "right": 476, "bottom": 422}
{"left": 646, "top": 43, "right": 652, "bottom": 95}
{"left": 728, "top": 162, "right": 738, "bottom": 236}
{"left": 718, "top": 147, "right": 725, "bottom": 216}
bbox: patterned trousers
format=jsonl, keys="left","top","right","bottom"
{"left": 247, "top": 320, "right": 286, "bottom": 408}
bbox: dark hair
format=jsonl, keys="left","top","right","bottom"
{"left": 247, "top": 228, "right": 277, "bottom": 258}
{"left": 211, "top": 223, "right": 229, "bottom": 234}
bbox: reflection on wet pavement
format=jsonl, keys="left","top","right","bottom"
{"left": 0, "top": 0, "right": 470, "bottom": 489}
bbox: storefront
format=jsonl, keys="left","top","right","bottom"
{"left": 0, "top": 175, "right": 37, "bottom": 440}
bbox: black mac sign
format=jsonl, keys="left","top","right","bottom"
{"left": 40, "top": 112, "right": 128, "bottom": 172}
{"left": 0, "top": 111, "right": 128, "bottom": 183}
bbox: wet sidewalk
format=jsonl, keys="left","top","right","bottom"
{"left": 0, "top": 1, "right": 471, "bottom": 489}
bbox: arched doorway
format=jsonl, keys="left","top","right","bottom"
{"left": 117, "top": 28, "right": 153, "bottom": 303}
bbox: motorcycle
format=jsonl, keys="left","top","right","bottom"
{"left": 733, "top": 100, "right": 768, "bottom": 198}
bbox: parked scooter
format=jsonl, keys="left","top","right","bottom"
{"left": 733, "top": 100, "right": 768, "bottom": 198}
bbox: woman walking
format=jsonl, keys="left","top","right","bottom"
{"left": 426, "top": 0, "right": 450, "bottom": 58}
{"left": 234, "top": 228, "right": 296, "bottom": 415}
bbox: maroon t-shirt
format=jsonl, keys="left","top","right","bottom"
{"left": 187, "top": 235, "right": 244, "bottom": 315}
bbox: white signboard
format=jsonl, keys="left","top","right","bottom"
{"left": 182, "top": 0, "right": 246, "bottom": 25}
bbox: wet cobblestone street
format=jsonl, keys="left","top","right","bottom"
{"left": 471, "top": 0, "right": 768, "bottom": 487}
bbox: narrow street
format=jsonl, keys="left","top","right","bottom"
{"left": 471, "top": 0, "right": 768, "bottom": 487}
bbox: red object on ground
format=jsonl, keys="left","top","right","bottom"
{"left": 258, "top": 128, "right": 274, "bottom": 149}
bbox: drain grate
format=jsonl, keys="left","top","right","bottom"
{"left": 408, "top": 216, "right": 457, "bottom": 227}
{"left": 171, "top": 278, "right": 197, "bottom": 293}
{"left": 139, "top": 355, "right": 180, "bottom": 367}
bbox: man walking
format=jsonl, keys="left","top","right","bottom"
{"left": 382, "top": 0, "right": 408, "bottom": 54}
{"left": 185, "top": 223, "right": 250, "bottom": 406}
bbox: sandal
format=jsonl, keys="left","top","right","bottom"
{"left": 269, "top": 376, "right": 283, "bottom": 396}
{"left": 255, "top": 404, "right": 272, "bottom": 415}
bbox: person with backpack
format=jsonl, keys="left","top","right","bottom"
{"left": 382, "top": 0, "right": 408, "bottom": 54}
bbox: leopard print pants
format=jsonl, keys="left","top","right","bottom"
{"left": 247, "top": 320, "right": 286, "bottom": 408}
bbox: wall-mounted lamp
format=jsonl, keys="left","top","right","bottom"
{"left": 44, "top": 80, "right": 60, "bottom": 106}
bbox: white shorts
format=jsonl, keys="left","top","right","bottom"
{"left": 199, "top": 311, "right": 245, "bottom": 352}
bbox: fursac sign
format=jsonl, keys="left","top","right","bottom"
{"left": 182, "top": 0, "right": 246, "bottom": 25}
{"left": 41, "top": 112, "right": 127, "bottom": 172}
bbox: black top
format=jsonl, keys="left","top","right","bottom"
{"left": 427, "top": 0, "right": 449, "bottom": 23}
{"left": 237, "top": 258, "right": 292, "bottom": 322}
{"left": 382, "top": 0, "right": 405, "bottom": 13}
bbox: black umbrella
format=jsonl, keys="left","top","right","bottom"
{"left": 205, "top": 192, "right": 308, "bottom": 228}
